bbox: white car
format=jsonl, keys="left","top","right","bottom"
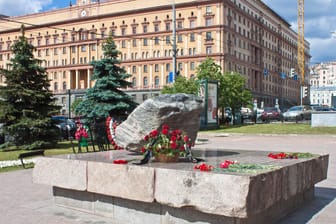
{"left": 283, "top": 105, "right": 312, "bottom": 121}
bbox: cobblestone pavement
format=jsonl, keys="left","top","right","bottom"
{"left": 0, "top": 134, "right": 335, "bottom": 224}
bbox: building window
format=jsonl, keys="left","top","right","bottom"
{"left": 205, "top": 18, "right": 213, "bottom": 26}
{"left": 132, "top": 39, "right": 137, "bottom": 47}
{"left": 38, "top": 50, "right": 41, "bottom": 57}
{"left": 143, "top": 65, "right": 148, "bottom": 73}
{"left": 143, "top": 25, "right": 148, "bottom": 33}
{"left": 190, "top": 62, "right": 195, "bottom": 70}
{"left": 154, "top": 37, "right": 160, "bottom": 45}
{"left": 45, "top": 49, "right": 49, "bottom": 56}
{"left": 154, "top": 76, "right": 159, "bottom": 87}
{"left": 177, "top": 21, "right": 183, "bottom": 29}
{"left": 132, "top": 66, "right": 137, "bottom": 73}
{"left": 206, "top": 46, "right": 212, "bottom": 54}
{"left": 54, "top": 48, "right": 58, "bottom": 55}
{"left": 143, "top": 38, "right": 148, "bottom": 46}
{"left": 177, "top": 34, "right": 183, "bottom": 43}
{"left": 154, "top": 64, "right": 159, "bottom": 72}
{"left": 166, "top": 36, "right": 170, "bottom": 44}
{"left": 190, "top": 33, "right": 195, "bottom": 42}
{"left": 121, "top": 28, "right": 126, "bottom": 36}
{"left": 143, "top": 76, "right": 148, "bottom": 87}
{"left": 178, "top": 62, "right": 183, "bottom": 71}
{"left": 54, "top": 82, "right": 58, "bottom": 90}
{"left": 206, "top": 6, "right": 212, "bottom": 14}
{"left": 45, "top": 38, "right": 49, "bottom": 45}
{"left": 121, "top": 40, "right": 126, "bottom": 48}
{"left": 165, "top": 23, "right": 171, "bottom": 31}
{"left": 62, "top": 47, "right": 67, "bottom": 54}
{"left": 166, "top": 63, "right": 170, "bottom": 72}
{"left": 190, "top": 20, "right": 196, "bottom": 28}
{"left": 71, "top": 46, "right": 76, "bottom": 53}
{"left": 63, "top": 81, "right": 67, "bottom": 90}
{"left": 91, "top": 44, "right": 96, "bottom": 51}
{"left": 206, "top": 32, "right": 212, "bottom": 40}
{"left": 132, "top": 26, "right": 137, "bottom": 34}
{"left": 91, "top": 32, "right": 96, "bottom": 39}
{"left": 154, "top": 24, "right": 159, "bottom": 32}
{"left": 132, "top": 77, "right": 136, "bottom": 87}
{"left": 81, "top": 45, "right": 86, "bottom": 52}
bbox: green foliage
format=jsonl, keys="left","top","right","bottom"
{"left": 221, "top": 71, "right": 253, "bottom": 112}
{"left": 161, "top": 76, "right": 198, "bottom": 94}
{"left": 195, "top": 58, "right": 252, "bottom": 117}
{"left": 75, "top": 35, "right": 137, "bottom": 122}
{"left": 71, "top": 98, "right": 82, "bottom": 114}
{"left": 0, "top": 26, "right": 60, "bottom": 149}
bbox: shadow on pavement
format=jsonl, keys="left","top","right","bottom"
{"left": 276, "top": 187, "right": 336, "bottom": 223}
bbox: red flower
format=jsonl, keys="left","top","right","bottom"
{"left": 150, "top": 129, "right": 159, "bottom": 138}
{"left": 113, "top": 159, "right": 128, "bottom": 164}
{"left": 183, "top": 135, "right": 189, "bottom": 143}
{"left": 141, "top": 147, "right": 146, "bottom": 153}
{"left": 194, "top": 163, "right": 213, "bottom": 172}
{"left": 170, "top": 135, "right": 177, "bottom": 142}
{"left": 162, "top": 124, "right": 169, "bottom": 130}
{"left": 170, "top": 141, "right": 177, "bottom": 149}
{"left": 161, "top": 128, "right": 169, "bottom": 135}
{"left": 144, "top": 135, "right": 149, "bottom": 141}
{"left": 220, "top": 160, "right": 236, "bottom": 168}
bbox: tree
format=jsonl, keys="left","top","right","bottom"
{"left": 0, "top": 26, "right": 60, "bottom": 149}
{"left": 75, "top": 35, "right": 137, "bottom": 122}
{"left": 221, "top": 71, "right": 253, "bottom": 123}
{"left": 161, "top": 76, "right": 198, "bottom": 94}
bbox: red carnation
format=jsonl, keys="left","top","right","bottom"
{"left": 161, "top": 128, "right": 169, "bottom": 135}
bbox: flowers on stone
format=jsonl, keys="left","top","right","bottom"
{"left": 268, "top": 152, "right": 298, "bottom": 159}
{"left": 220, "top": 160, "right": 238, "bottom": 168}
{"left": 194, "top": 163, "right": 213, "bottom": 172}
{"left": 142, "top": 124, "right": 192, "bottom": 157}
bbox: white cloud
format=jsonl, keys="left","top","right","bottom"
{"left": 0, "top": 0, "right": 52, "bottom": 16}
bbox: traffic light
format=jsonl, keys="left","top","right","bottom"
{"left": 290, "top": 68, "right": 296, "bottom": 77}
{"left": 302, "top": 86, "right": 309, "bottom": 97}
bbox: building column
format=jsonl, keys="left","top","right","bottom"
{"left": 75, "top": 69, "right": 79, "bottom": 89}
{"left": 87, "top": 68, "right": 91, "bottom": 88}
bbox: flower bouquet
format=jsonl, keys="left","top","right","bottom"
{"left": 141, "top": 124, "right": 192, "bottom": 162}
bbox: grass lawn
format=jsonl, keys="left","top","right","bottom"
{"left": 204, "top": 123, "right": 336, "bottom": 135}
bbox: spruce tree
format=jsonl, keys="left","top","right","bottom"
{"left": 0, "top": 26, "right": 60, "bottom": 149}
{"left": 75, "top": 35, "right": 137, "bottom": 121}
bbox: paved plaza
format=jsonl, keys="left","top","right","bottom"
{"left": 0, "top": 134, "right": 335, "bottom": 224}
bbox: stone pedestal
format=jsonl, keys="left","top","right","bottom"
{"left": 32, "top": 149, "right": 329, "bottom": 224}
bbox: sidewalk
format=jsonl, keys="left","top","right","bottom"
{"left": 0, "top": 134, "right": 335, "bottom": 224}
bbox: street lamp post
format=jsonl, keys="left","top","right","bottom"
{"left": 67, "top": 89, "right": 71, "bottom": 119}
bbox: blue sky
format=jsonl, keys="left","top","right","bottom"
{"left": 0, "top": 0, "right": 335, "bottom": 64}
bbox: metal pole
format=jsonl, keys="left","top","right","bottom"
{"left": 172, "top": 1, "right": 177, "bottom": 82}
{"left": 68, "top": 89, "right": 71, "bottom": 119}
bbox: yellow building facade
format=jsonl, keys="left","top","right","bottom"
{"left": 0, "top": 0, "right": 310, "bottom": 115}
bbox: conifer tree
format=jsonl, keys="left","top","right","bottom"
{"left": 0, "top": 26, "right": 60, "bottom": 149}
{"left": 75, "top": 35, "right": 137, "bottom": 122}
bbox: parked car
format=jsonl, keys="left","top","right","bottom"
{"left": 283, "top": 105, "right": 312, "bottom": 121}
{"left": 52, "top": 116, "right": 77, "bottom": 140}
{"left": 260, "top": 107, "right": 283, "bottom": 122}
{"left": 241, "top": 107, "right": 253, "bottom": 120}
